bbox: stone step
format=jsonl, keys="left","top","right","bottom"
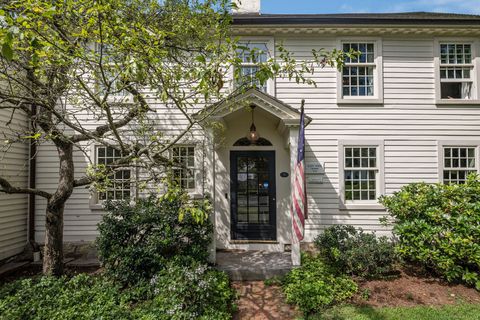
{"left": 215, "top": 250, "right": 292, "bottom": 281}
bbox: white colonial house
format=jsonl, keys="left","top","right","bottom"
{"left": 2, "top": 0, "right": 480, "bottom": 265}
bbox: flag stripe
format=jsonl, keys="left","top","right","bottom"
{"left": 291, "top": 103, "right": 307, "bottom": 242}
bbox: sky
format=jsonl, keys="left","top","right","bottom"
{"left": 261, "top": 0, "right": 480, "bottom": 15}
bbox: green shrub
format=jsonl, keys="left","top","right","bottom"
{"left": 314, "top": 225, "right": 397, "bottom": 279}
{"left": 0, "top": 274, "right": 131, "bottom": 320}
{"left": 0, "top": 266, "right": 236, "bottom": 320}
{"left": 283, "top": 254, "right": 358, "bottom": 316}
{"left": 97, "top": 187, "right": 213, "bottom": 285}
{"left": 133, "top": 258, "right": 237, "bottom": 320}
{"left": 379, "top": 174, "right": 480, "bottom": 290}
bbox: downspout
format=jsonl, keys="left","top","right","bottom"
{"left": 28, "top": 105, "right": 37, "bottom": 247}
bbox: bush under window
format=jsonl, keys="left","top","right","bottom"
{"left": 96, "top": 187, "right": 213, "bottom": 286}
{"left": 314, "top": 225, "right": 397, "bottom": 279}
{"left": 379, "top": 174, "right": 480, "bottom": 290}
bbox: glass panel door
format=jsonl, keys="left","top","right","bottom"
{"left": 230, "top": 151, "right": 276, "bottom": 240}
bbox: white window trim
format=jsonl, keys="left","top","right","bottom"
{"left": 434, "top": 38, "right": 480, "bottom": 105}
{"left": 437, "top": 140, "right": 480, "bottom": 183}
{"left": 170, "top": 144, "right": 204, "bottom": 198}
{"left": 338, "top": 140, "right": 385, "bottom": 210}
{"left": 231, "top": 36, "right": 275, "bottom": 96}
{"left": 89, "top": 144, "right": 136, "bottom": 210}
{"left": 336, "top": 38, "right": 384, "bottom": 105}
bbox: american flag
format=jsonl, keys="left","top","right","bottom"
{"left": 291, "top": 100, "right": 307, "bottom": 241}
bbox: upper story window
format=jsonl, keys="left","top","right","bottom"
{"left": 95, "top": 146, "right": 132, "bottom": 202}
{"left": 337, "top": 39, "right": 383, "bottom": 104}
{"left": 442, "top": 146, "right": 477, "bottom": 184}
{"left": 342, "top": 43, "right": 375, "bottom": 97}
{"left": 439, "top": 43, "right": 474, "bottom": 100}
{"left": 236, "top": 42, "right": 269, "bottom": 93}
{"left": 95, "top": 43, "right": 129, "bottom": 97}
{"left": 171, "top": 146, "right": 196, "bottom": 190}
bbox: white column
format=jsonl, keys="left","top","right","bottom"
{"left": 288, "top": 126, "right": 301, "bottom": 266}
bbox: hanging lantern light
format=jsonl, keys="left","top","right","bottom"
{"left": 247, "top": 105, "right": 260, "bottom": 144}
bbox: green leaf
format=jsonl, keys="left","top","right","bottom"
{"left": 195, "top": 55, "right": 205, "bottom": 63}
{"left": 1, "top": 42, "right": 13, "bottom": 61}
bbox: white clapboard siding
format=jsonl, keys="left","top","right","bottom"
{"left": 34, "top": 35, "right": 480, "bottom": 244}
{"left": 0, "top": 109, "right": 29, "bottom": 260}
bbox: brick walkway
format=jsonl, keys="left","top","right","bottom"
{"left": 232, "top": 281, "right": 298, "bottom": 320}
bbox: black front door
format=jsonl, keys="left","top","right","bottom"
{"left": 230, "top": 151, "right": 276, "bottom": 240}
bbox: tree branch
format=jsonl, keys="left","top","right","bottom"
{"left": 0, "top": 177, "right": 51, "bottom": 199}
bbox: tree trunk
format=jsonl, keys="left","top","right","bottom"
{"left": 43, "top": 202, "right": 65, "bottom": 275}
{"left": 43, "top": 142, "right": 74, "bottom": 276}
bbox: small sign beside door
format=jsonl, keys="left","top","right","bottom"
{"left": 306, "top": 162, "right": 325, "bottom": 174}
{"left": 307, "top": 175, "right": 324, "bottom": 184}
{"left": 306, "top": 162, "right": 325, "bottom": 184}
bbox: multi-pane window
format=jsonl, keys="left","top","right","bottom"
{"left": 342, "top": 43, "right": 375, "bottom": 97}
{"left": 440, "top": 44, "right": 473, "bottom": 99}
{"left": 96, "top": 146, "right": 131, "bottom": 201}
{"left": 443, "top": 147, "right": 476, "bottom": 184}
{"left": 95, "top": 43, "right": 128, "bottom": 96}
{"left": 344, "top": 147, "right": 378, "bottom": 201}
{"left": 171, "top": 146, "right": 196, "bottom": 190}
{"left": 97, "top": 68, "right": 129, "bottom": 96}
{"left": 237, "top": 42, "right": 268, "bottom": 92}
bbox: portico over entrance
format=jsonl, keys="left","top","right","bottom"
{"left": 195, "top": 88, "right": 311, "bottom": 265}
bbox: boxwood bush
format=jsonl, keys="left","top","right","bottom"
{"left": 97, "top": 187, "right": 213, "bottom": 285}
{"left": 314, "top": 225, "right": 397, "bottom": 279}
{"left": 379, "top": 174, "right": 480, "bottom": 290}
{"left": 283, "top": 254, "right": 358, "bottom": 316}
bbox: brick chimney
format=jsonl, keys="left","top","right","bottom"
{"left": 232, "top": 0, "right": 260, "bottom": 14}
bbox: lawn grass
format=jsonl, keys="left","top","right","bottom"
{"left": 312, "top": 303, "right": 480, "bottom": 320}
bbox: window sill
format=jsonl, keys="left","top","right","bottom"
{"left": 436, "top": 100, "right": 480, "bottom": 106}
{"left": 337, "top": 98, "right": 384, "bottom": 106}
{"left": 189, "top": 193, "right": 204, "bottom": 199}
{"left": 89, "top": 203, "right": 105, "bottom": 210}
{"left": 339, "top": 202, "right": 385, "bottom": 211}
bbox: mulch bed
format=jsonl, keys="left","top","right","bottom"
{"left": 231, "top": 265, "right": 480, "bottom": 319}
{"left": 352, "top": 267, "right": 480, "bottom": 308}
{"left": 0, "top": 264, "right": 101, "bottom": 285}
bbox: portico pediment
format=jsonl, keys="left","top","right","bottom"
{"left": 193, "top": 88, "right": 311, "bottom": 129}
